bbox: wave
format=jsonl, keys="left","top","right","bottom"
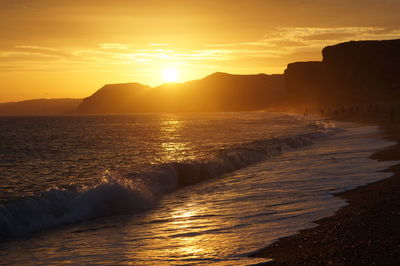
{"left": 0, "top": 120, "right": 338, "bottom": 241}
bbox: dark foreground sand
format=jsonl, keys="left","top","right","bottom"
{"left": 251, "top": 113, "right": 400, "bottom": 265}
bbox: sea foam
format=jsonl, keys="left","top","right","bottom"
{"left": 0, "top": 120, "right": 337, "bottom": 241}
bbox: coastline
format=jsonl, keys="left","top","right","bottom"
{"left": 251, "top": 112, "right": 400, "bottom": 265}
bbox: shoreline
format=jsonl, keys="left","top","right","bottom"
{"left": 251, "top": 113, "right": 400, "bottom": 264}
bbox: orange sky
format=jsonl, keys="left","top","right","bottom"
{"left": 1, "top": 0, "right": 400, "bottom": 102}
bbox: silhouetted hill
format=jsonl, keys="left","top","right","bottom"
{"left": 77, "top": 83, "right": 151, "bottom": 114}
{"left": 77, "top": 73, "right": 285, "bottom": 113}
{"left": 285, "top": 39, "right": 400, "bottom": 106}
{"left": 0, "top": 98, "right": 82, "bottom": 116}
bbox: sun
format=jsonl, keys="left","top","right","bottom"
{"left": 162, "top": 68, "right": 179, "bottom": 83}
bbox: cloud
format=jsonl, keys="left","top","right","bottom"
{"left": 0, "top": 65, "right": 47, "bottom": 72}
{"left": 15, "top": 45, "right": 60, "bottom": 51}
{"left": 98, "top": 43, "right": 130, "bottom": 49}
{"left": 0, "top": 51, "right": 64, "bottom": 61}
{"left": 260, "top": 27, "right": 400, "bottom": 48}
{"left": 205, "top": 26, "right": 400, "bottom": 61}
{"left": 3, "top": 26, "right": 400, "bottom": 75}
{"left": 148, "top": 43, "right": 170, "bottom": 46}
{"left": 7, "top": 45, "right": 78, "bottom": 62}
{"left": 276, "top": 26, "right": 400, "bottom": 41}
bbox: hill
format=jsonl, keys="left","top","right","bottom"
{"left": 76, "top": 83, "right": 151, "bottom": 114}
{"left": 77, "top": 73, "right": 285, "bottom": 114}
{"left": 0, "top": 98, "right": 82, "bottom": 116}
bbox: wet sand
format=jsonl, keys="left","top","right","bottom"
{"left": 251, "top": 112, "right": 400, "bottom": 265}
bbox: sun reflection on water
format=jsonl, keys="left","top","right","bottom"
{"left": 158, "top": 116, "right": 196, "bottom": 162}
{"left": 165, "top": 203, "right": 209, "bottom": 260}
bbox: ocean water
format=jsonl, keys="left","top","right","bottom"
{"left": 0, "top": 112, "right": 396, "bottom": 265}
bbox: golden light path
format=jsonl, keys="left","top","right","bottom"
{"left": 159, "top": 116, "right": 196, "bottom": 162}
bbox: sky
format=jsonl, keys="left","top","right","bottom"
{"left": 1, "top": 0, "right": 400, "bottom": 102}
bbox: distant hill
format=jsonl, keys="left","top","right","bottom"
{"left": 77, "top": 83, "right": 152, "bottom": 114}
{"left": 285, "top": 39, "right": 400, "bottom": 106}
{"left": 0, "top": 99, "right": 82, "bottom": 116}
{"left": 77, "top": 73, "right": 285, "bottom": 114}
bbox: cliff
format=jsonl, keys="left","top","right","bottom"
{"left": 285, "top": 39, "right": 400, "bottom": 105}
{"left": 0, "top": 98, "right": 82, "bottom": 116}
{"left": 77, "top": 73, "right": 285, "bottom": 114}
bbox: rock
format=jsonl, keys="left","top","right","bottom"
{"left": 285, "top": 39, "right": 400, "bottom": 105}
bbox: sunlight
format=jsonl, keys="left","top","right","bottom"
{"left": 159, "top": 117, "right": 196, "bottom": 162}
{"left": 162, "top": 68, "right": 179, "bottom": 83}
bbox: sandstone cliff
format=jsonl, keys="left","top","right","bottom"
{"left": 285, "top": 39, "right": 400, "bottom": 105}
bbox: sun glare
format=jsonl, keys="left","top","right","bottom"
{"left": 163, "top": 68, "right": 179, "bottom": 83}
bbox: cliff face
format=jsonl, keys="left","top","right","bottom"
{"left": 285, "top": 39, "right": 400, "bottom": 105}
{"left": 284, "top": 62, "right": 324, "bottom": 104}
{"left": 77, "top": 73, "right": 285, "bottom": 114}
{"left": 0, "top": 99, "right": 82, "bottom": 116}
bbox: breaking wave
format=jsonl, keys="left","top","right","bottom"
{"left": 0, "top": 120, "right": 337, "bottom": 241}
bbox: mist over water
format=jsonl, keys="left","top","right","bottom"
{"left": 0, "top": 112, "right": 396, "bottom": 264}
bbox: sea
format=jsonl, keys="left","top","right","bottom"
{"left": 0, "top": 112, "right": 397, "bottom": 265}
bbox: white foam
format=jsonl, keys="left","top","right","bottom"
{"left": 0, "top": 119, "right": 338, "bottom": 240}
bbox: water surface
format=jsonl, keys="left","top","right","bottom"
{"left": 0, "top": 113, "right": 396, "bottom": 264}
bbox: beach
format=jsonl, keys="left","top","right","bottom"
{"left": 252, "top": 112, "right": 400, "bottom": 265}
